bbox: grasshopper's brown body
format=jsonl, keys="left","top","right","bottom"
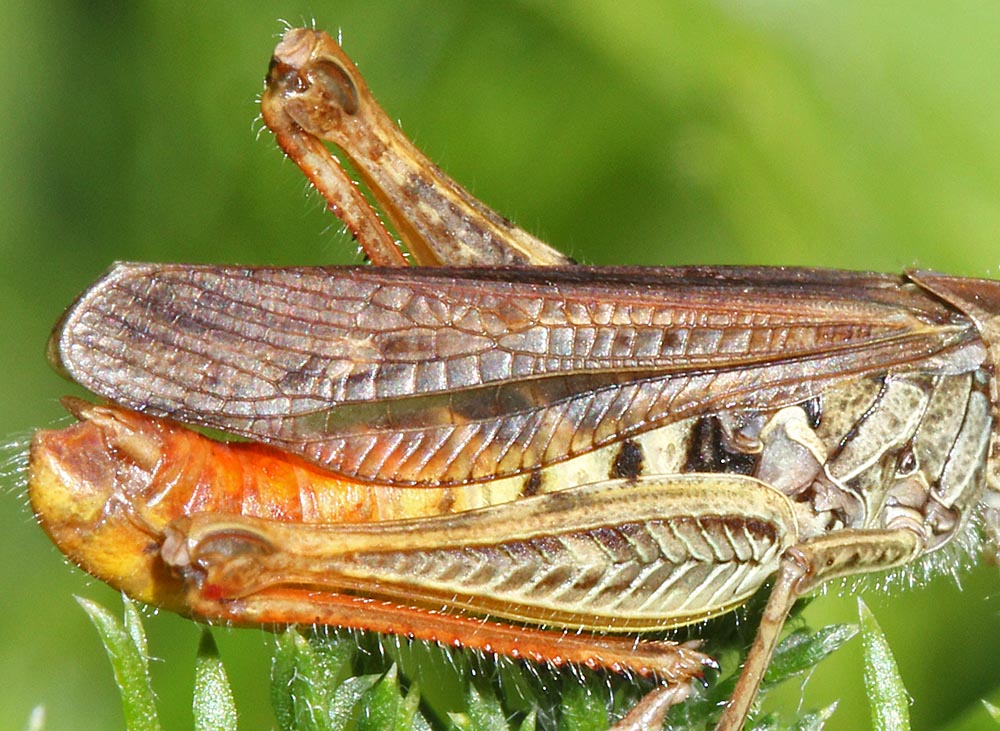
{"left": 28, "top": 27, "right": 1000, "bottom": 730}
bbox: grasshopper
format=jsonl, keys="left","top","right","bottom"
{"left": 28, "top": 27, "right": 1000, "bottom": 730}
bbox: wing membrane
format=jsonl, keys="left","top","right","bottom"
{"left": 51, "top": 264, "right": 984, "bottom": 484}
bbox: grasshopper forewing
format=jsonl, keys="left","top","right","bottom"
{"left": 29, "top": 27, "right": 1000, "bottom": 731}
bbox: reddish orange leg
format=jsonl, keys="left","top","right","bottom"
{"left": 183, "top": 586, "right": 713, "bottom": 686}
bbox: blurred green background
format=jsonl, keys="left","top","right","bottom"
{"left": 4, "top": 2, "right": 1000, "bottom": 729}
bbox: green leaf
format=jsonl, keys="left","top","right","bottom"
{"left": 984, "top": 700, "right": 1000, "bottom": 723}
{"left": 271, "top": 630, "right": 360, "bottom": 731}
{"left": 448, "top": 683, "right": 536, "bottom": 731}
{"left": 194, "top": 629, "right": 238, "bottom": 731}
{"left": 327, "top": 674, "right": 382, "bottom": 730}
{"left": 859, "top": 599, "right": 910, "bottom": 731}
{"left": 751, "top": 713, "right": 780, "bottom": 731}
{"left": 277, "top": 631, "right": 328, "bottom": 731}
{"left": 122, "top": 599, "right": 149, "bottom": 663}
{"left": 410, "top": 698, "right": 435, "bottom": 731}
{"left": 763, "top": 624, "right": 858, "bottom": 689}
{"left": 271, "top": 630, "right": 300, "bottom": 731}
{"left": 750, "top": 702, "right": 836, "bottom": 731}
{"left": 21, "top": 706, "right": 45, "bottom": 731}
{"left": 557, "top": 676, "right": 608, "bottom": 731}
{"left": 518, "top": 710, "right": 537, "bottom": 731}
{"left": 269, "top": 630, "right": 443, "bottom": 731}
{"left": 76, "top": 596, "right": 162, "bottom": 731}
{"left": 788, "top": 703, "right": 838, "bottom": 731}
{"left": 355, "top": 665, "right": 417, "bottom": 731}
{"left": 448, "top": 685, "right": 511, "bottom": 731}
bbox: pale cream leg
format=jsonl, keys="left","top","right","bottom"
{"left": 714, "top": 528, "right": 921, "bottom": 731}
{"left": 609, "top": 684, "right": 692, "bottom": 731}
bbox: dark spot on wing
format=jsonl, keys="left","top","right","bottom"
{"left": 683, "top": 416, "right": 758, "bottom": 475}
{"left": 522, "top": 469, "right": 543, "bottom": 497}
{"left": 436, "top": 489, "right": 456, "bottom": 514}
{"left": 610, "top": 439, "right": 645, "bottom": 481}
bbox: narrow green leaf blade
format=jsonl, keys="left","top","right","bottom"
{"left": 788, "top": 702, "right": 838, "bottom": 730}
{"left": 762, "top": 624, "right": 858, "bottom": 689}
{"left": 356, "top": 665, "right": 408, "bottom": 731}
{"left": 984, "top": 700, "right": 1000, "bottom": 723}
{"left": 76, "top": 596, "right": 162, "bottom": 731}
{"left": 194, "top": 629, "right": 238, "bottom": 731}
{"left": 328, "top": 674, "right": 382, "bottom": 731}
{"left": 271, "top": 630, "right": 300, "bottom": 731}
{"left": 518, "top": 709, "right": 537, "bottom": 731}
{"left": 401, "top": 683, "right": 427, "bottom": 731}
{"left": 22, "top": 706, "right": 46, "bottom": 731}
{"left": 448, "top": 685, "right": 510, "bottom": 731}
{"left": 271, "top": 630, "right": 332, "bottom": 731}
{"left": 557, "top": 676, "right": 608, "bottom": 731}
{"left": 122, "top": 596, "right": 149, "bottom": 664}
{"left": 753, "top": 712, "right": 781, "bottom": 730}
{"left": 859, "top": 599, "right": 910, "bottom": 731}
